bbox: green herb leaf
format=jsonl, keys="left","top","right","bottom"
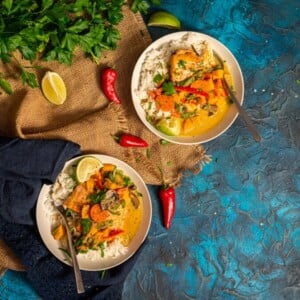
{"left": 151, "top": 0, "right": 161, "bottom": 5}
{"left": 20, "top": 68, "right": 39, "bottom": 88}
{"left": 89, "top": 190, "right": 106, "bottom": 204}
{"left": 159, "top": 139, "right": 170, "bottom": 145}
{"left": 162, "top": 81, "right": 176, "bottom": 95}
{"left": 0, "top": 0, "right": 151, "bottom": 94}
{"left": 42, "top": 0, "right": 54, "bottom": 11}
{"left": 146, "top": 148, "right": 151, "bottom": 158}
{"left": 2, "top": 0, "right": 13, "bottom": 13}
{"left": 0, "top": 74, "right": 12, "bottom": 95}
{"left": 153, "top": 73, "right": 164, "bottom": 84}
{"left": 99, "top": 270, "right": 106, "bottom": 279}
{"left": 81, "top": 218, "right": 92, "bottom": 235}
{"left": 131, "top": 0, "right": 149, "bottom": 14}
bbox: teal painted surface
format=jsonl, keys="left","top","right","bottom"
{"left": 0, "top": 270, "right": 40, "bottom": 299}
{"left": 123, "top": 0, "right": 300, "bottom": 299}
{"left": 1, "top": 0, "right": 299, "bottom": 299}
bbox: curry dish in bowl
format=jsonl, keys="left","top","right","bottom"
{"left": 131, "top": 31, "right": 244, "bottom": 144}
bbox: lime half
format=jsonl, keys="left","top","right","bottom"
{"left": 76, "top": 156, "right": 103, "bottom": 183}
{"left": 148, "top": 11, "right": 181, "bottom": 29}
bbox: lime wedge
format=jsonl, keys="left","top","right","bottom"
{"left": 156, "top": 117, "right": 182, "bottom": 136}
{"left": 148, "top": 11, "right": 181, "bottom": 29}
{"left": 76, "top": 156, "right": 103, "bottom": 183}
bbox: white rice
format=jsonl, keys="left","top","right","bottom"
{"left": 44, "top": 170, "right": 128, "bottom": 259}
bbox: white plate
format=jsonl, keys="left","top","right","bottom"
{"left": 131, "top": 31, "right": 244, "bottom": 144}
{"left": 36, "top": 154, "right": 152, "bottom": 271}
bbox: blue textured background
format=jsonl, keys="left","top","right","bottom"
{"left": 1, "top": 0, "right": 299, "bottom": 299}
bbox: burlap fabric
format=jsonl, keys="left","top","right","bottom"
{"left": 0, "top": 7, "right": 210, "bottom": 274}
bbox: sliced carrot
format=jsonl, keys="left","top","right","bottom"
{"left": 155, "top": 94, "right": 176, "bottom": 111}
{"left": 90, "top": 204, "right": 110, "bottom": 223}
{"left": 148, "top": 90, "right": 157, "bottom": 99}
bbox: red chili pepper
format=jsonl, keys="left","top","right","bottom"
{"left": 175, "top": 86, "right": 209, "bottom": 98}
{"left": 101, "top": 67, "right": 121, "bottom": 104}
{"left": 113, "top": 133, "right": 148, "bottom": 148}
{"left": 108, "top": 229, "right": 124, "bottom": 238}
{"left": 159, "top": 185, "right": 176, "bottom": 230}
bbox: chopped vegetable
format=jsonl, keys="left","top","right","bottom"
{"left": 90, "top": 204, "right": 110, "bottom": 223}
{"left": 52, "top": 224, "right": 66, "bottom": 240}
{"left": 55, "top": 161, "right": 144, "bottom": 254}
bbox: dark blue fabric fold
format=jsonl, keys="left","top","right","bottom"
{"left": 0, "top": 137, "right": 81, "bottom": 225}
{"left": 0, "top": 137, "right": 145, "bottom": 299}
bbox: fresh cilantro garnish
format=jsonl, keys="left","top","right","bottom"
{"left": 0, "top": 73, "right": 12, "bottom": 95}
{"left": 159, "top": 139, "right": 170, "bottom": 145}
{"left": 0, "top": 0, "right": 160, "bottom": 95}
{"left": 89, "top": 190, "right": 106, "bottom": 204}
{"left": 175, "top": 103, "right": 197, "bottom": 119}
{"left": 162, "top": 81, "right": 176, "bottom": 95}
{"left": 80, "top": 218, "right": 92, "bottom": 235}
{"left": 178, "top": 60, "right": 187, "bottom": 68}
{"left": 131, "top": 0, "right": 160, "bottom": 14}
{"left": 99, "top": 242, "right": 105, "bottom": 257}
{"left": 153, "top": 73, "right": 164, "bottom": 84}
{"left": 146, "top": 148, "right": 151, "bottom": 158}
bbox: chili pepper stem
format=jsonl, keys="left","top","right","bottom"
{"left": 111, "top": 134, "right": 121, "bottom": 143}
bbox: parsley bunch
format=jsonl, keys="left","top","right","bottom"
{"left": 0, "top": 0, "right": 159, "bottom": 95}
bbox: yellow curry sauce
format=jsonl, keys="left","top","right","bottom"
{"left": 52, "top": 163, "right": 143, "bottom": 254}
{"left": 109, "top": 186, "right": 143, "bottom": 247}
{"left": 142, "top": 43, "right": 235, "bottom": 137}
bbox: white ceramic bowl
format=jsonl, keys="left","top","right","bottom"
{"left": 36, "top": 154, "right": 152, "bottom": 271}
{"left": 131, "top": 31, "right": 244, "bottom": 144}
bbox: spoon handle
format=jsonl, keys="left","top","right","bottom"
{"left": 64, "top": 219, "right": 85, "bottom": 293}
{"left": 213, "top": 50, "right": 261, "bottom": 142}
{"left": 57, "top": 205, "right": 85, "bottom": 294}
{"left": 223, "top": 79, "right": 262, "bottom": 142}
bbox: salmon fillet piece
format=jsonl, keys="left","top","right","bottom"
{"left": 64, "top": 184, "right": 89, "bottom": 213}
{"left": 169, "top": 45, "right": 214, "bottom": 83}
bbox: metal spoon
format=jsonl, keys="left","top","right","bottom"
{"left": 213, "top": 51, "right": 262, "bottom": 142}
{"left": 55, "top": 204, "right": 85, "bottom": 294}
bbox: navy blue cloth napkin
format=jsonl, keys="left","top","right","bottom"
{"left": 0, "top": 137, "right": 145, "bottom": 299}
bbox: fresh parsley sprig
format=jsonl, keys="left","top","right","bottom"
{"left": 0, "top": 0, "right": 160, "bottom": 95}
